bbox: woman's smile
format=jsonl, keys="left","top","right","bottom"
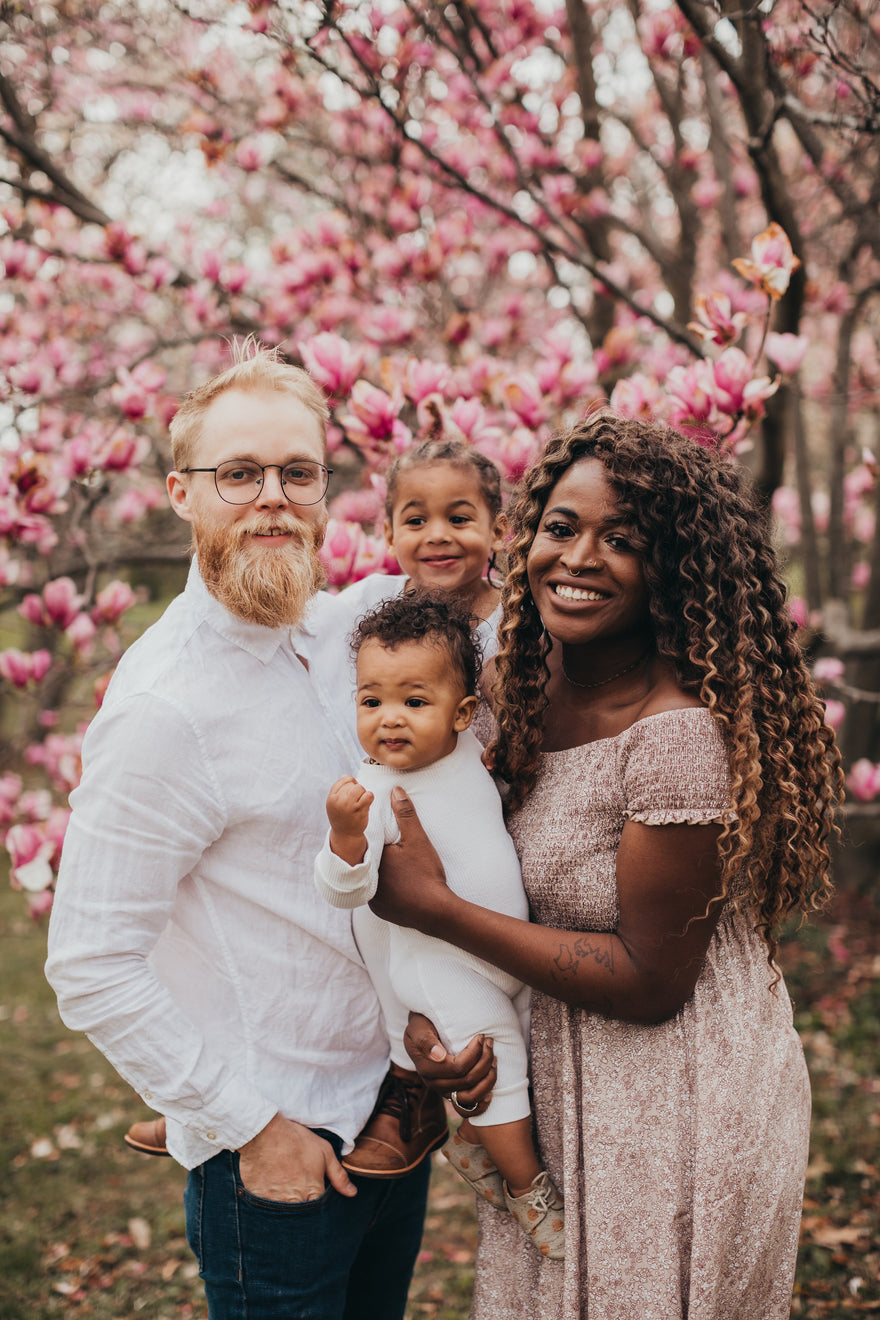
{"left": 527, "top": 458, "right": 650, "bottom": 653}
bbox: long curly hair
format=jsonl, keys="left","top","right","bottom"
{"left": 490, "top": 413, "right": 843, "bottom": 961}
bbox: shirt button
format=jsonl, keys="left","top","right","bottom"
{"left": 205, "top": 1131, "right": 217, "bottom": 1141}
{"left": 143, "top": 1091, "right": 153, "bottom": 1100}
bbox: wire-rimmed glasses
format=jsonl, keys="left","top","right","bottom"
{"left": 180, "top": 459, "right": 333, "bottom": 506}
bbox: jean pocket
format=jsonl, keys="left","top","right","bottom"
{"left": 235, "top": 1181, "right": 334, "bottom": 1214}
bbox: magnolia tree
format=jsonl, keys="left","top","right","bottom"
{"left": 1, "top": 0, "right": 879, "bottom": 907}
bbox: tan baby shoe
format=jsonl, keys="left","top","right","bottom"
{"left": 504, "top": 1170, "right": 565, "bottom": 1259}
{"left": 442, "top": 1128, "right": 506, "bottom": 1207}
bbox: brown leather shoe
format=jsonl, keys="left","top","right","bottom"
{"left": 123, "top": 1115, "right": 169, "bottom": 1156}
{"left": 342, "top": 1064, "right": 448, "bottom": 1178}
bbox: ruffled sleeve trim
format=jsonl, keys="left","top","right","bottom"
{"left": 624, "top": 806, "right": 736, "bottom": 826}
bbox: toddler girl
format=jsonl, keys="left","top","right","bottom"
{"left": 315, "top": 591, "right": 565, "bottom": 1261}
{"left": 315, "top": 437, "right": 509, "bottom": 707}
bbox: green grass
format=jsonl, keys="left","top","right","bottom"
{"left": 1, "top": 883, "right": 877, "bottom": 1318}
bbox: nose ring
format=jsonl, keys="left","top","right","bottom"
{"left": 570, "top": 567, "right": 581, "bottom": 576}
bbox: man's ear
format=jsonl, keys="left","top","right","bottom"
{"left": 454, "top": 694, "right": 479, "bottom": 732}
{"left": 167, "top": 471, "right": 195, "bottom": 524}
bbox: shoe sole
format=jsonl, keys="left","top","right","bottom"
{"left": 341, "top": 1128, "right": 449, "bottom": 1179}
{"left": 123, "top": 1134, "right": 171, "bottom": 1157}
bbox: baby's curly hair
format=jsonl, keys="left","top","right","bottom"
{"left": 490, "top": 412, "right": 843, "bottom": 964}
{"left": 352, "top": 589, "right": 482, "bottom": 697}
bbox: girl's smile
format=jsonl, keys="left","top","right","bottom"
{"left": 384, "top": 462, "right": 506, "bottom": 614}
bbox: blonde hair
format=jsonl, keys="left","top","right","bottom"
{"left": 169, "top": 338, "right": 329, "bottom": 470}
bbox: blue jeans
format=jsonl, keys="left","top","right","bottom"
{"left": 184, "top": 1130, "right": 430, "bottom": 1320}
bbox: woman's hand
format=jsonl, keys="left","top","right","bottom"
{"left": 371, "top": 787, "right": 453, "bottom": 929}
{"left": 404, "top": 1013, "right": 497, "bottom": 1117}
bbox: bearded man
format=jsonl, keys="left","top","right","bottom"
{"left": 46, "top": 346, "right": 451, "bottom": 1320}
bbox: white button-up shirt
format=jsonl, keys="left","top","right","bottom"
{"left": 46, "top": 564, "right": 392, "bottom": 1169}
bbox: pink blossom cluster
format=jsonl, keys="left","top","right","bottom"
{"left": 846, "top": 759, "right": 880, "bottom": 803}
{"left": 5, "top": 810, "right": 70, "bottom": 913}
{"left": 320, "top": 519, "right": 398, "bottom": 588}
{"left": 17, "top": 577, "right": 137, "bottom": 659}
{"left": 0, "top": 0, "right": 877, "bottom": 914}
{"left": 0, "top": 648, "right": 51, "bottom": 688}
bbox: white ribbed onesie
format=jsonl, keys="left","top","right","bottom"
{"left": 315, "top": 728, "right": 531, "bottom": 1127}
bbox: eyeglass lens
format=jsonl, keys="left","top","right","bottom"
{"left": 215, "top": 460, "right": 328, "bottom": 505}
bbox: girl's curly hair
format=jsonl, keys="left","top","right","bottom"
{"left": 490, "top": 412, "right": 843, "bottom": 963}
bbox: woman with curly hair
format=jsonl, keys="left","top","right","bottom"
{"left": 373, "top": 412, "right": 842, "bottom": 1319}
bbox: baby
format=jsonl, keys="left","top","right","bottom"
{"left": 315, "top": 590, "right": 564, "bottom": 1260}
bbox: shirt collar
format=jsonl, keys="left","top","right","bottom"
{"left": 185, "top": 560, "right": 294, "bottom": 664}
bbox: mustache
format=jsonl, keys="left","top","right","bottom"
{"left": 233, "top": 513, "right": 320, "bottom": 544}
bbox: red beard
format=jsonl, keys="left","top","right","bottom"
{"left": 194, "top": 512, "right": 327, "bottom": 628}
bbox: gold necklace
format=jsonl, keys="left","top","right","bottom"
{"left": 561, "top": 649, "right": 651, "bottom": 690}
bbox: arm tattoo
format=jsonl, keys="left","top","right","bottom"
{"left": 552, "top": 935, "right": 614, "bottom": 981}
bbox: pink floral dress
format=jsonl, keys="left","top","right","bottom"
{"left": 471, "top": 708, "right": 810, "bottom": 1320}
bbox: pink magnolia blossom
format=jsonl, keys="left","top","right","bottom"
{"left": 30, "top": 650, "right": 51, "bottom": 682}
{"left": 18, "top": 593, "right": 46, "bottom": 626}
{"left": 110, "top": 368, "right": 150, "bottom": 421}
{"left": 713, "top": 348, "right": 778, "bottom": 418}
{"left": 16, "top": 789, "right": 52, "bottom": 821}
{"left": 362, "top": 307, "right": 417, "bottom": 346}
{"left": 822, "top": 700, "right": 846, "bottom": 731}
{"left": 846, "top": 758, "right": 880, "bottom": 803}
{"left": 350, "top": 531, "right": 395, "bottom": 582}
{"left": 688, "top": 293, "right": 747, "bottom": 347}
{"left": 26, "top": 731, "right": 85, "bottom": 794}
{"left": 665, "top": 361, "right": 716, "bottom": 424}
{"left": 99, "top": 431, "right": 149, "bottom": 473}
{"left": 114, "top": 485, "right": 165, "bottom": 523}
{"left": 732, "top": 223, "right": 802, "bottom": 301}
{"left": 851, "top": 561, "right": 870, "bottom": 590}
{"left": 813, "top": 657, "right": 845, "bottom": 683}
{"left": 404, "top": 359, "right": 450, "bottom": 404}
{"left": 502, "top": 375, "right": 547, "bottom": 428}
{"left": 66, "top": 613, "right": 98, "bottom": 654}
{"left": 42, "top": 577, "right": 84, "bottom": 628}
{"left": 788, "top": 596, "right": 809, "bottom": 629}
{"left": 610, "top": 375, "right": 665, "bottom": 419}
{"left": 329, "top": 487, "right": 385, "bottom": 528}
{"left": 339, "top": 382, "right": 412, "bottom": 461}
{"left": 765, "top": 333, "right": 809, "bottom": 374}
{"left": 92, "top": 580, "right": 137, "bottom": 625}
{"left": 6, "top": 823, "right": 55, "bottom": 891}
{"left": 0, "top": 648, "right": 50, "bottom": 687}
{"left": 319, "top": 519, "right": 360, "bottom": 588}
{"left": 479, "top": 428, "right": 541, "bottom": 484}
{"left": 772, "top": 486, "right": 801, "bottom": 543}
{"left": 299, "top": 333, "right": 366, "bottom": 397}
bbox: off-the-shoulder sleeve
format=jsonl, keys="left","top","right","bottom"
{"left": 621, "top": 707, "right": 734, "bottom": 826}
